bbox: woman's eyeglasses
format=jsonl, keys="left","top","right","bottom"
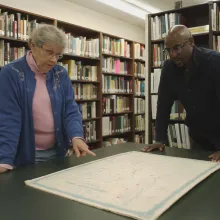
{"left": 40, "top": 46, "right": 63, "bottom": 60}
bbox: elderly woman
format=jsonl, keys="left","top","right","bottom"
{"left": 0, "top": 24, "right": 95, "bottom": 174}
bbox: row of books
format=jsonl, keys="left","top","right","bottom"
{"left": 134, "top": 43, "right": 145, "bottom": 60}
{"left": 167, "top": 124, "right": 190, "bottom": 149}
{"left": 77, "top": 97, "right": 145, "bottom": 118}
{"left": 134, "top": 97, "right": 145, "bottom": 114}
{"left": 0, "top": 41, "right": 26, "bottom": 66}
{"left": 58, "top": 60, "right": 98, "bottom": 81}
{"left": 134, "top": 79, "right": 145, "bottom": 96}
{"left": 102, "top": 96, "right": 130, "bottom": 114}
{"left": 78, "top": 102, "right": 96, "bottom": 119}
{"left": 134, "top": 62, "right": 145, "bottom": 78}
{"left": 151, "top": 11, "right": 209, "bottom": 41}
{"left": 0, "top": 11, "right": 38, "bottom": 40}
{"left": 102, "top": 57, "right": 129, "bottom": 74}
{"left": 73, "top": 83, "right": 97, "bottom": 100}
{"left": 58, "top": 58, "right": 145, "bottom": 80}
{"left": 102, "top": 115, "right": 131, "bottom": 136}
{"left": 151, "top": 12, "right": 182, "bottom": 40}
{"left": 152, "top": 43, "right": 167, "bottom": 68}
{"left": 64, "top": 34, "right": 100, "bottom": 58}
{"left": 151, "top": 68, "right": 161, "bottom": 94}
{"left": 83, "top": 121, "right": 97, "bottom": 143}
{"left": 62, "top": 35, "right": 146, "bottom": 59}
{"left": 135, "top": 115, "right": 145, "bottom": 131}
{"left": 102, "top": 36, "right": 131, "bottom": 57}
{"left": 102, "top": 75, "right": 132, "bottom": 93}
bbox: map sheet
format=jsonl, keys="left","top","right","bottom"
{"left": 25, "top": 151, "right": 220, "bottom": 220}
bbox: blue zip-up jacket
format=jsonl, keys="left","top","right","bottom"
{"left": 0, "top": 55, "right": 83, "bottom": 167}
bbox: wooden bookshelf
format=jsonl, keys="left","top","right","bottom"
{"left": 147, "top": 1, "right": 219, "bottom": 145}
{"left": 133, "top": 41, "right": 145, "bottom": 144}
{"left": 101, "top": 33, "right": 134, "bottom": 143}
{"left": 0, "top": 4, "right": 146, "bottom": 148}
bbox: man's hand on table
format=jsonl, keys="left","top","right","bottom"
{"left": 141, "top": 142, "right": 165, "bottom": 152}
{"left": 209, "top": 151, "right": 220, "bottom": 162}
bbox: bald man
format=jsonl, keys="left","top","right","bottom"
{"left": 142, "top": 25, "right": 220, "bottom": 162}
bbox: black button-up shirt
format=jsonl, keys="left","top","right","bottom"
{"left": 155, "top": 46, "right": 220, "bottom": 143}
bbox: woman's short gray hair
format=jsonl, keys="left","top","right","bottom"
{"left": 29, "top": 24, "right": 67, "bottom": 49}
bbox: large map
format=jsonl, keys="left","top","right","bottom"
{"left": 25, "top": 151, "right": 220, "bottom": 220}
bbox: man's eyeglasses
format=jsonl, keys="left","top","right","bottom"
{"left": 40, "top": 46, "right": 63, "bottom": 60}
{"left": 163, "top": 40, "right": 189, "bottom": 56}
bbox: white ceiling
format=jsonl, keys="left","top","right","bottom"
{"left": 65, "top": 0, "right": 211, "bottom": 27}
{"left": 134, "top": 0, "right": 210, "bottom": 11}
{"left": 65, "top": 0, "right": 146, "bottom": 27}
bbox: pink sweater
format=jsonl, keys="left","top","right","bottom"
{"left": 27, "top": 51, "right": 56, "bottom": 150}
{"left": 0, "top": 51, "right": 56, "bottom": 170}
